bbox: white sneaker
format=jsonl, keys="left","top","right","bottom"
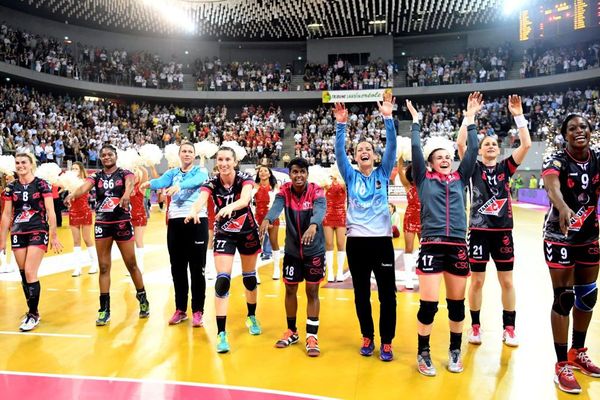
{"left": 0, "top": 264, "right": 15, "bottom": 273}
{"left": 336, "top": 272, "right": 345, "bottom": 282}
{"left": 404, "top": 275, "right": 414, "bottom": 289}
{"left": 417, "top": 351, "right": 437, "bottom": 376}
{"left": 447, "top": 349, "right": 464, "bottom": 373}
{"left": 19, "top": 313, "right": 40, "bottom": 331}
{"left": 327, "top": 267, "right": 334, "bottom": 282}
{"left": 88, "top": 265, "right": 98, "bottom": 274}
{"left": 502, "top": 326, "right": 519, "bottom": 347}
{"left": 468, "top": 324, "right": 482, "bottom": 345}
{"left": 72, "top": 268, "right": 82, "bottom": 277}
{"left": 256, "top": 272, "right": 261, "bottom": 284}
{"left": 272, "top": 267, "right": 280, "bottom": 280}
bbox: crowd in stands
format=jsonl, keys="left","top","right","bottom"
{"left": 406, "top": 43, "right": 512, "bottom": 87}
{"left": 303, "top": 59, "right": 396, "bottom": 91}
{"left": 290, "top": 86, "right": 599, "bottom": 166}
{"left": 0, "top": 22, "right": 184, "bottom": 89}
{"left": 0, "top": 83, "right": 284, "bottom": 166}
{"left": 194, "top": 57, "right": 292, "bottom": 92}
{"left": 519, "top": 41, "right": 600, "bottom": 78}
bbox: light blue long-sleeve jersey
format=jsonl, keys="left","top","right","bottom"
{"left": 149, "top": 166, "right": 209, "bottom": 219}
{"left": 335, "top": 117, "right": 397, "bottom": 237}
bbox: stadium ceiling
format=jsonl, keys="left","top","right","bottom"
{"left": 0, "top": 0, "right": 510, "bottom": 39}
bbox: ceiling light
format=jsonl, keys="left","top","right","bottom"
{"left": 369, "top": 20, "right": 386, "bottom": 25}
{"left": 307, "top": 23, "right": 323, "bottom": 29}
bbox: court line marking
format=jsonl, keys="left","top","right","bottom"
{"left": 0, "top": 331, "right": 92, "bottom": 338}
{"left": 0, "top": 370, "right": 336, "bottom": 400}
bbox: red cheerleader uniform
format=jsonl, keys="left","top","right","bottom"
{"left": 130, "top": 183, "right": 147, "bottom": 227}
{"left": 323, "top": 181, "right": 346, "bottom": 227}
{"left": 68, "top": 193, "right": 93, "bottom": 226}
{"left": 207, "top": 195, "right": 216, "bottom": 230}
{"left": 403, "top": 184, "right": 421, "bottom": 234}
{"left": 254, "top": 184, "right": 279, "bottom": 226}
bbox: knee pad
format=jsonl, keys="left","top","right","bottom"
{"left": 574, "top": 282, "right": 598, "bottom": 312}
{"left": 242, "top": 271, "right": 257, "bottom": 291}
{"left": 447, "top": 298, "right": 465, "bottom": 322}
{"left": 552, "top": 287, "right": 575, "bottom": 316}
{"left": 417, "top": 300, "right": 439, "bottom": 325}
{"left": 215, "top": 273, "right": 231, "bottom": 298}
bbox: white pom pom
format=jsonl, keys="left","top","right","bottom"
{"left": 396, "top": 136, "right": 412, "bottom": 161}
{"left": 195, "top": 141, "right": 219, "bottom": 159}
{"left": 164, "top": 144, "right": 181, "bottom": 168}
{"left": 221, "top": 141, "right": 247, "bottom": 161}
{"left": 139, "top": 144, "right": 163, "bottom": 167}
{"left": 34, "top": 162, "right": 62, "bottom": 184}
{"left": 0, "top": 155, "right": 16, "bottom": 175}
{"left": 57, "top": 170, "right": 84, "bottom": 193}
{"left": 423, "top": 137, "right": 455, "bottom": 161}
{"left": 308, "top": 165, "right": 330, "bottom": 187}
{"left": 117, "top": 148, "right": 143, "bottom": 171}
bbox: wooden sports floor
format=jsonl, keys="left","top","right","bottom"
{"left": 0, "top": 204, "right": 599, "bottom": 400}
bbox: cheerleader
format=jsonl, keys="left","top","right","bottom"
{"left": 131, "top": 166, "right": 149, "bottom": 273}
{"left": 323, "top": 174, "right": 347, "bottom": 282}
{"left": 397, "top": 155, "right": 421, "bottom": 289}
{"left": 67, "top": 162, "right": 98, "bottom": 276}
{"left": 254, "top": 165, "right": 281, "bottom": 280}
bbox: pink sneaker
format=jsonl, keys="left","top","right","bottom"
{"left": 192, "top": 311, "right": 204, "bottom": 328}
{"left": 168, "top": 310, "right": 188, "bottom": 325}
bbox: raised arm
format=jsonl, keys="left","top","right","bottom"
{"left": 457, "top": 93, "right": 483, "bottom": 181}
{"left": 507, "top": 95, "right": 532, "bottom": 165}
{"left": 377, "top": 92, "right": 397, "bottom": 176}
{"left": 397, "top": 156, "right": 410, "bottom": 188}
{"left": 407, "top": 100, "right": 426, "bottom": 186}
{"left": 334, "top": 102, "right": 352, "bottom": 180}
{"left": 456, "top": 92, "right": 482, "bottom": 160}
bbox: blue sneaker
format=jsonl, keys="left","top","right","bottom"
{"left": 96, "top": 310, "right": 111, "bottom": 326}
{"left": 246, "top": 316, "right": 262, "bottom": 335}
{"left": 360, "top": 337, "right": 375, "bottom": 356}
{"left": 216, "top": 331, "right": 230, "bottom": 353}
{"left": 380, "top": 344, "right": 393, "bottom": 361}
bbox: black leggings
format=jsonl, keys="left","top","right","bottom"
{"left": 167, "top": 217, "right": 208, "bottom": 313}
{"left": 347, "top": 236, "right": 397, "bottom": 344}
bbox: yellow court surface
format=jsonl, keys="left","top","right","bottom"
{"left": 0, "top": 205, "right": 599, "bottom": 400}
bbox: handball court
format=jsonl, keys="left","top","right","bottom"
{"left": 0, "top": 204, "right": 598, "bottom": 400}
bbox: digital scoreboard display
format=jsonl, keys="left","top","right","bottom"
{"left": 519, "top": 0, "right": 600, "bottom": 41}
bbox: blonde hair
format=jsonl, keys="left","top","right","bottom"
{"left": 72, "top": 161, "right": 88, "bottom": 178}
{"left": 15, "top": 152, "right": 37, "bottom": 172}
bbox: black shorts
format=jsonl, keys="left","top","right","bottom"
{"left": 213, "top": 229, "right": 261, "bottom": 256}
{"left": 543, "top": 240, "right": 599, "bottom": 269}
{"left": 282, "top": 253, "right": 325, "bottom": 284}
{"left": 417, "top": 237, "right": 470, "bottom": 277}
{"left": 95, "top": 222, "right": 134, "bottom": 242}
{"left": 468, "top": 230, "right": 514, "bottom": 272}
{"left": 11, "top": 231, "right": 48, "bottom": 251}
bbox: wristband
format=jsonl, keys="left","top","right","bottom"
{"left": 513, "top": 114, "right": 528, "bottom": 129}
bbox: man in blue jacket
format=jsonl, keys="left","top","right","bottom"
{"left": 259, "top": 157, "right": 326, "bottom": 357}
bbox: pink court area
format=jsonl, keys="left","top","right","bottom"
{"left": 0, "top": 372, "right": 328, "bottom": 400}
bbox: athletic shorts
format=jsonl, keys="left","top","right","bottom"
{"left": 213, "top": 229, "right": 261, "bottom": 256}
{"left": 95, "top": 222, "right": 134, "bottom": 242}
{"left": 543, "top": 240, "right": 599, "bottom": 269}
{"left": 417, "top": 237, "right": 470, "bottom": 277}
{"left": 11, "top": 231, "right": 48, "bottom": 251}
{"left": 468, "top": 230, "right": 514, "bottom": 272}
{"left": 282, "top": 253, "right": 325, "bottom": 284}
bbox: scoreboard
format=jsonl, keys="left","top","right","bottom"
{"left": 519, "top": 0, "right": 600, "bottom": 41}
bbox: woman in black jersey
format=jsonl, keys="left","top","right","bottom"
{"left": 542, "top": 115, "right": 600, "bottom": 395}
{"left": 456, "top": 94, "right": 531, "bottom": 347}
{"left": 186, "top": 146, "right": 261, "bottom": 354}
{"left": 0, "top": 153, "right": 63, "bottom": 331}
{"left": 65, "top": 145, "right": 149, "bottom": 326}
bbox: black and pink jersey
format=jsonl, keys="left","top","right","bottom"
{"left": 469, "top": 156, "right": 518, "bottom": 230}
{"left": 86, "top": 168, "right": 133, "bottom": 223}
{"left": 542, "top": 148, "right": 600, "bottom": 244}
{"left": 3, "top": 177, "right": 52, "bottom": 234}
{"left": 200, "top": 171, "right": 258, "bottom": 236}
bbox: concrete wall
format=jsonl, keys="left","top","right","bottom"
{"left": 306, "top": 36, "right": 394, "bottom": 64}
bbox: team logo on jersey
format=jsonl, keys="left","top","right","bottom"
{"left": 568, "top": 206, "right": 595, "bottom": 231}
{"left": 221, "top": 214, "right": 247, "bottom": 233}
{"left": 98, "top": 197, "right": 120, "bottom": 212}
{"left": 457, "top": 248, "right": 467, "bottom": 261}
{"left": 477, "top": 197, "right": 507, "bottom": 216}
{"left": 14, "top": 210, "right": 36, "bottom": 223}
{"left": 502, "top": 235, "right": 510, "bottom": 246}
